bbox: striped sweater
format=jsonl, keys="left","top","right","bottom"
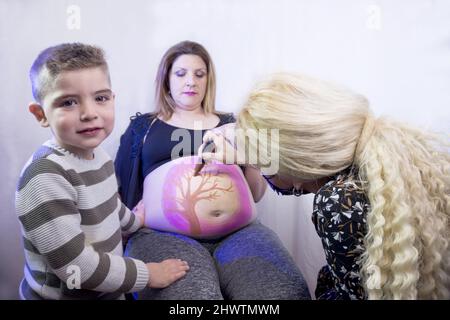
{"left": 15, "top": 140, "right": 149, "bottom": 300}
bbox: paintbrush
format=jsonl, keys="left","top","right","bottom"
{"left": 194, "top": 123, "right": 236, "bottom": 176}
{"left": 193, "top": 140, "right": 216, "bottom": 176}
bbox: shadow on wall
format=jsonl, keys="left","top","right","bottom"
{"left": 0, "top": 194, "right": 24, "bottom": 299}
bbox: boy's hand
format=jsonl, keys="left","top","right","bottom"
{"left": 146, "top": 259, "right": 189, "bottom": 288}
{"left": 132, "top": 199, "right": 145, "bottom": 227}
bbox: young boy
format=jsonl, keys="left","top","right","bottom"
{"left": 16, "top": 43, "right": 189, "bottom": 300}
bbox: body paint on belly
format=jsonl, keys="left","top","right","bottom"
{"left": 161, "top": 159, "right": 254, "bottom": 237}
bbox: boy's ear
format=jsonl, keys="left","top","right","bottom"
{"left": 29, "top": 103, "right": 49, "bottom": 127}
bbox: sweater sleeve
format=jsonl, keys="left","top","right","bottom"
{"left": 118, "top": 202, "right": 142, "bottom": 235}
{"left": 16, "top": 159, "right": 149, "bottom": 293}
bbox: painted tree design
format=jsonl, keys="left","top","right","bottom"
{"left": 165, "top": 168, "right": 234, "bottom": 236}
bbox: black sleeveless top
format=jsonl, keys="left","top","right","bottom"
{"left": 141, "top": 114, "right": 235, "bottom": 178}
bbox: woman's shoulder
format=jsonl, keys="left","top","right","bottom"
{"left": 315, "top": 167, "right": 369, "bottom": 216}
{"left": 130, "top": 112, "right": 157, "bottom": 125}
{"left": 123, "top": 112, "right": 157, "bottom": 134}
{"left": 313, "top": 168, "right": 369, "bottom": 241}
{"left": 215, "top": 111, "right": 236, "bottom": 125}
{"left": 321, "top": 167, "right": 365, "bottom": 193}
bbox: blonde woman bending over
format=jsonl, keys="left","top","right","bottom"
{"left": 200, "top": 73, "right": 450, "bottom": 300}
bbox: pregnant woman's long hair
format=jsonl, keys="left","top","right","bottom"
{"left": 238, "top": 73, "right": 450, "bottom": 299}
{"left": 154, "top": 40, "right": 217, "bottom": 120}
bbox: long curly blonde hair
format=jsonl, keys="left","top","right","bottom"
{"left": 237, "top": 73, "right": 450, "bottom": 299}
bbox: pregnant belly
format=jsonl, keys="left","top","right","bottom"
{"left": 143, "top": 156, "right": 257, "bottom": 239}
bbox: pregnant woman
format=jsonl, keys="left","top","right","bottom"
{"left": 115, "top": 41, "right": 310, "bottom": 299}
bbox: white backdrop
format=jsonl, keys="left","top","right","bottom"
{"left": 1, "top": 0, "right": 449, "bottom": 299}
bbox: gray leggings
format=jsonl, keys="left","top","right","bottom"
{"left": 125, "top": 221, "right": 311, "bottom": 300}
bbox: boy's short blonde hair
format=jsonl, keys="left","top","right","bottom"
{"left": 30, "top": 43, "right": 109, "bottom": 103}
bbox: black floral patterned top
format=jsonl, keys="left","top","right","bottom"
{"left": 312, "top": 167, "right": 370, "bottom": 300}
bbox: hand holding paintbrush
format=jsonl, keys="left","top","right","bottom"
{"left": 195, "top": 123, "right": 237, "bottom": 176}
{"left": 193, "top": 140, "right": 216, "bottom": 176}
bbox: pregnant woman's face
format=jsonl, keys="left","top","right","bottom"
{"left": 143, "top": 156, "right": 256, "bottom": 238}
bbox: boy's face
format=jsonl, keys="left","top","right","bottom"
{"left": 30, "top": 67, "right": 114, "bottom": 159}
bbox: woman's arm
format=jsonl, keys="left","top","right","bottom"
{"left": 115, "top": 119, "right": 135, "bottom": 202}
{"left": 312, "top": 183, "right": 368, "bottom": 299}
{"left": 115, "top": 114, "right": 151, "bottom": 209}
{"left": 243, "top": 166, "right": 267, "bottom": 202}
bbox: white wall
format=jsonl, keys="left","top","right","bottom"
{"left": 1, "top": 0, "right": 449, "bottom": 299}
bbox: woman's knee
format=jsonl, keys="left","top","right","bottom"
{"left": 214, "top": 222, "right": 311, "bottom": 299}
{"left": 126, "top": 229, "right": 224, "bottom": 299}
{"left": 217, "top": 257, "right": 310, "bottom": 300}
{"left": 125, "top": 228, "right": 208, "bottom": 261}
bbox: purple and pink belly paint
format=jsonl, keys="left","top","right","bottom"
{"left": 143, "top": 156, "right": 256, "bottom": 238}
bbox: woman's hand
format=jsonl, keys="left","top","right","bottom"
{"left": 198, "top": 123, "right": 245, "bottom": 165}
{"left": 198, "top": 123, "right": 266, "bottom": 201}
{"left": 132, "top": 199, "right": 145, "bottom": 228}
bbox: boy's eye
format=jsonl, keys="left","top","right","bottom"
{"left": 60, "top": 99, "right": 77, "bottom": 107}
{"left": 95, "top": 95, "right": 110, "bottom": 103}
